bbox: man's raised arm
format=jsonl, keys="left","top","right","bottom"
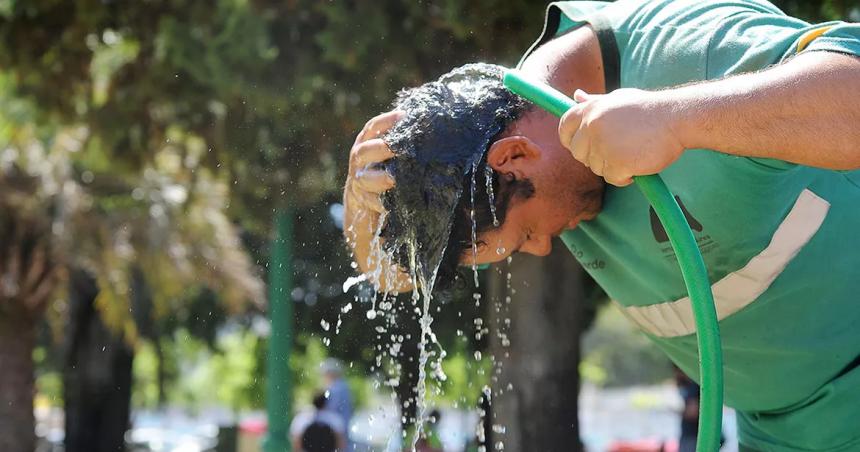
{"left": 559, "top": 51, "right": 860, "bottom": 186}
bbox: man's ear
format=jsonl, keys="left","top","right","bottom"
{"left": 486, "top": 136, "right": 542, "bottom": 173}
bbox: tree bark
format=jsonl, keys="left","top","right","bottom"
{"left": 63, "top": 269, "right": 134, "bottom": 452}
{"left": 0, "top": 313, "right": 38, "bottom": 452}
{"left": 155, "top": 337, "right": 167, "bottom": 407}
{"left": 487, "top": 241, "right": 588, "bottom": 452}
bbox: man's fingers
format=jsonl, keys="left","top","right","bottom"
{"left": 614, "top": 176, "right": 635, "bottom": 187}
{"left": 354, "top": 168, "right": 395, "bottom": 194}
{"left": 355, "top": 110, "right": 405, "bottom": 145}
{"left": 346, "top": 111, "right": 401, "bottom": 219}
{"left": 568, "top": 127, "right": 590, "bottom": 166}
{"left": 558, "top": 104, "right": 585, "bottom": 152}
{"left": 351, "top": 138, "right": 395, "bottom": 170}
{"left": 347, "top": 181, "right": 386, "bottom": 213}
{"left": 588, "top": 152, "right": 606, "bottom": 177}
{"left": 604, "top": 170, "right": 634, "bottom": 187}
{"left": 574, "top": 89, "right": 599, "bottom": 103}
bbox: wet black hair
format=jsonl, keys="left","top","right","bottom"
{"left": 312, "top": 392, "right": 329, "bottom": 410}
{"left": 381, "top": 63, "right": 533, "bottom": 291}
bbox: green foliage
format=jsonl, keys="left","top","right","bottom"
{"left": 581, "top": 305, "right": 673, "bottom": 388}
{"left": 33, "top": 346, "right": 63, "bottom": 407}
{"left": 771, "top": 0, "right": 859, "bottom": 22}
{"left": 432, "top": 341, "right": 492, "bottom": 408}
{"left": 132, "top": 341, "right": 160, "bottom": 408}
{"left": 133, "top": 327, "right": 266, "bottom": 412}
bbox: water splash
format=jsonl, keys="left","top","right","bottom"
{"left": 485, "top": 166, "right": 499, "bottom": 228}
{"left": 470, "top": 161, "right": 480, "bottom": 287}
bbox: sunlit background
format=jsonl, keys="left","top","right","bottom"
{"left": 0, "top": 1, "right": 857, "bottom": 451}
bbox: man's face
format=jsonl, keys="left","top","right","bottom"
{"left": 470, "top": 188, "right": 582, "bottom": 264}
{"left": 463, "top": 113, "right": 604, "bottom": 266}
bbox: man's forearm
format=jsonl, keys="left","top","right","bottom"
{"left": 670, "top": 51, "right": 860, "bottom": 170}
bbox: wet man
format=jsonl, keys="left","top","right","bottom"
{"left": 343, "top": 0, "right": 860, "bottom": 450}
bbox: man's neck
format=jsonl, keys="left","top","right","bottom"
{"left": 519, "top": 25, "right": 606, "bottom": 96}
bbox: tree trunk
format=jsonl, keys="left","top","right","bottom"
{"left": 0, "top": 313, "right": 37, "bottom": 452}
{"left": 155, "top": 337, "right": 167, "bottom": 407}
{"left": 1, "top": 205, "right": 58, "bottom": 452}
{"left": 487, "top": 241, "right": 588, "bottom": 452}
{"left": 63, "top": 269, "right": 134, "bottom": 452}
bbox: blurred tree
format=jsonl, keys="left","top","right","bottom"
{"left": 0, "top": 80, "right": 263, "bottom": 451}
{"left": 771, "top": 0, "right": 859, "bottom": 22}
{"left": 486, "top": 245, "right": 598, "bottom": 452}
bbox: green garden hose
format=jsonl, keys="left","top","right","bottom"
{"left": 503, "top": 70, "right": 724, "bottom": 452}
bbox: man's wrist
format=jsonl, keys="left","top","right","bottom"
{"left": 662, "top": 86, "right": 708, "bottom": 152}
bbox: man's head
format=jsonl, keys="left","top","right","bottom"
{"left": 320, "top": 358, "right": 343, "bottom": 384}
{"left": 381, "top": 63, "right": 603, "bottom": 290}
{"left": 312, "top": 391, "right": 329, "bottom": 410}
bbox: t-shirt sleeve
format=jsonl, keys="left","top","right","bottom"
{"left": 524, "top": 0, "right": 789, "bottom": 88}
{"left": 706, "top": 14, "right": 860, "bottom": 79}
{"left": 324, "top": 412, "right": 347, "bottom": 434}
{"left": 289, "top": 412, "right": 311, "bottom": 437}
{"left": 799, "top": 22, "right": 860, "bottom": 58}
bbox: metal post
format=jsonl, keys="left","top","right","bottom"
{"left": 263, "top": 208, "right": 293, "bottom": 452}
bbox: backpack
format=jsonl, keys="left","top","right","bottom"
{"left": 301, "top": 419, "right": 337, "bottom": 452}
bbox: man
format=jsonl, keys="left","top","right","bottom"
{"left": 320, "top": 358, "right": 353, "bottom": 446}
{"left": 343, "top": 0, "right": 860, "bottom": 450}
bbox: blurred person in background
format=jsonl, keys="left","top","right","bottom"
{"left": 674, "top": 366, "right": 723, "bottom": 452}
{"left": 320, "top": 358, "right": 354, "bottom": 449}
{"left": 289, "top": 392, "right": 346, "bottom": 452}
{"left": 675, "top": 366, "right": 701, "bottom": 452}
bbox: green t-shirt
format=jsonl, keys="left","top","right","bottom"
{"left": 520, "top": 1, "right": 860, "bottom": 450}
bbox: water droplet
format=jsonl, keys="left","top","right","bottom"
{"left": 366, "top": 310, "right": 377, "bottom": 320}
{"left": 485, "top": 165, "right": 499, "bottom": 227}
{"left": 496, "top": 246, "right": 506, "bottom": 255}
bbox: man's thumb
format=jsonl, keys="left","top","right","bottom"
{"left": 558, "top": 102, "right": 586, "bottom": 151}
{"left": 574, "top": 89, "right": 594, "bottom": 103}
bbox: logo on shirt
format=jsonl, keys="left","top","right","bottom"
{"left": 649, "top": 196, "right": 702, "bottom": 243}
{"left": 650, "top": 196, "right": 718, "bottom": 260}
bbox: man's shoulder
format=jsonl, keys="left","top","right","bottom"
{"left": 318, "top": 410, "right": 347, "bottom": 433}
{"left": 289, "top": 410, "right": 315, "bottom": 435}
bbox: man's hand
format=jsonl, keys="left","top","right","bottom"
{"left": 343, "top": 111, "right": 412, "bottom": 292}
{"left": 345, "top": 111, "right": 399, "bottom": 216}
{"left": 558, "top": 88, "right": 685, "bottom": 186}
